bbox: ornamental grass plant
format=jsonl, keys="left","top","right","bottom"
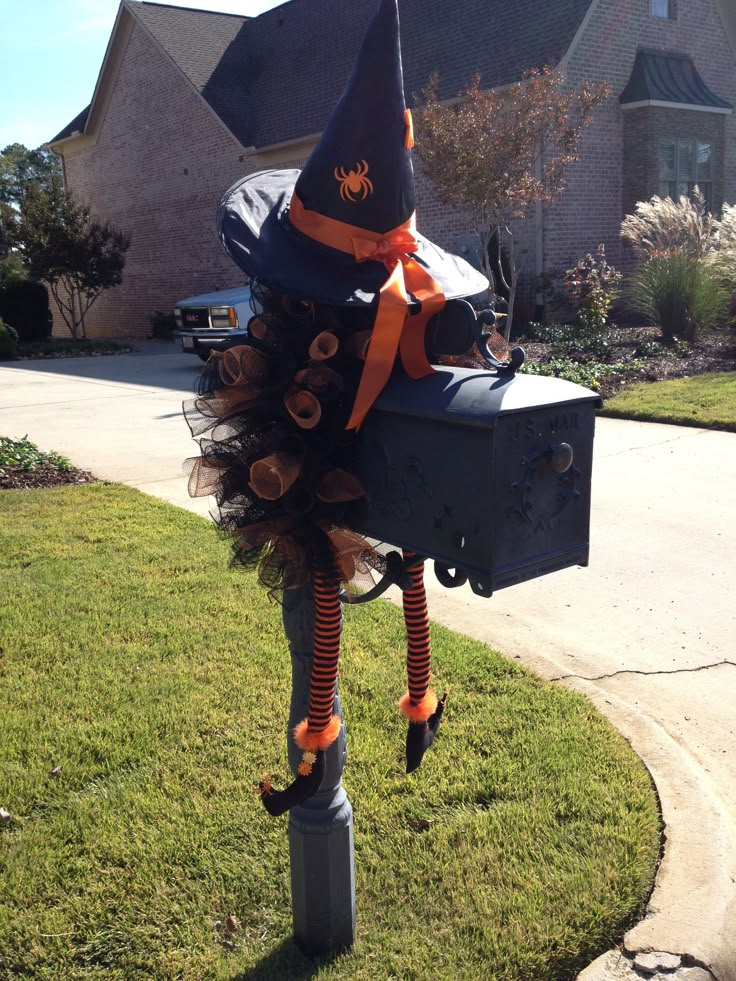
{"left": 621, "top": 188, "right": 719, "bottom": 260}
{"left": 626, "top": 248, "right": 729, "bottom": 343}
{"left": 0, "top": 484, "right": 661, "bottom": 981}
{"left": 621, "top": 190, "right": 733, "bottom": 343}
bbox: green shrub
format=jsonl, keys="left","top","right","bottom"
{"left": 525, "top": 321, "right": 613, "bottom": 361}
{"left": 626, "top": 250, "right": 729, "bottom": 343}
{"left": 527, "top": 248, "right": 621, "bottom": 361}
{"left": 0, "top": 317, "right": 18, "bottom": 359}
{"left": 563, "top": 245, "right": 622, "bottom": 331}
{"left": 635, "top": 338, "right": 666, "bottom": 359}
{"left": 16, "top": 338, "right": 131, "bottom": 358}
{"left": 634, "top": 337, "right": 691, "bottom": 360}
{"left": 521, "top": 356, "right": 644, "bottom": 391}
{"left": 0, "top": 435, "right": 72, "bottom": 474}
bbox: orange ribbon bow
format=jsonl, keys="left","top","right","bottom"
{"left": 289, "top": 193, "right": 445, "bottom": 430}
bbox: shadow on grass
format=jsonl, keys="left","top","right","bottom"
{"left": 233, "top": 937, "right": 344, "bottom": 981}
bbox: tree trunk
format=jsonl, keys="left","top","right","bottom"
{"left": 480, "top": 225, "right": 497, "bottom": 296}
{"left": 494, "top": 225, "right": 515, "bottom": 342}
{"left": 48, "top": 280, "right": 76, "bottom": 338}
{"left": 71, "top": 288, "right": 83, "bottom": 339}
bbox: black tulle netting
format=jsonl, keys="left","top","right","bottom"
{"left": 183, "top": 283, "right": 389, "bottom": 596}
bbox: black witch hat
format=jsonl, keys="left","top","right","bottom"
{"left": 216, "top": 0, "right": 487, "bottom": 309}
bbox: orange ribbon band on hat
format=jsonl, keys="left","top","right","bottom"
{"left": 289, "top": 192, "right": 445, "bottom": 430}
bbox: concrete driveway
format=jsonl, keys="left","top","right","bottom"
{"left": 2, "top": 344, "right": 734, "bottom": 981}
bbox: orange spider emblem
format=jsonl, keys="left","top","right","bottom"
{"left": 334, "top": 160, "right": 374, "bottom": 202}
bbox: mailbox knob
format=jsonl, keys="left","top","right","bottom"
{"left": 548, "top": 442, "right": 574, "bottom": 473}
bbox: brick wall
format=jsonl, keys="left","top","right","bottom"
{"left": 58, "top": 21, "right": 266, "bottom": 338}
{"left": 549, "top": 0, "right": 736, "bottom": 282}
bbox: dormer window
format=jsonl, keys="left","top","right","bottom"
{"left": 650, "top": 0, "right": 672, "bottom": 18}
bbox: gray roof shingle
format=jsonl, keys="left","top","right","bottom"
{"left": 54, "top": 0, "right": 597, "bottom": 149}
{"left": 132, "top": 2, "right": 248, "bottom": 91}
{"left": 197, "top": 0, "right": 597, "bottom": 148}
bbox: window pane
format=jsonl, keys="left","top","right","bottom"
{"left": 677, "top": 182, "right": 689, "bottom": 199}
{"left": 659, "top": 181, "right": 677, "bottom": 199}
{"left": 659, "top": 141, "right": 676, "bottom": 180}
{"left": 650, "top": 0, "right": 669, "bottom": 16}
{"left": 696, "top": 143, "right": 713, "bottom": 181}
{"left": 678, "top": 142, "right": 694, "bottom": 180}
{"left": 691, "top": 182, "right": 713, "bottom": 212}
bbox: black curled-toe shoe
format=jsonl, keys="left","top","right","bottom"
{"left": 258, "top": 750, "right": 327, "bottom": 817}
{"left": 405, "top": 692, "right": 447, "bottom": 774}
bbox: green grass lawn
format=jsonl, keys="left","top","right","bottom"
{"left": 0, "top": 485, "right": 660, "bottom": 980}
{"left": 602, "top": 371, "right": 736, "bottom": 431}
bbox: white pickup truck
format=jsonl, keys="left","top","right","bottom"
{"left": 174, "top": 285, "right": 256, "bottom": 360}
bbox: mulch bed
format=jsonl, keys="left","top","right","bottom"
{"left": 520, "top": 323, "right": 736, "bottom": 400}
{"left": 0, "top": 464, "right": 98, "bottom": 491}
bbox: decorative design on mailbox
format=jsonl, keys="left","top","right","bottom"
{"left": 510, "top": 447, "right": 581, "bottom": 532}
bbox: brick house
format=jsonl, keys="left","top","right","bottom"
{"left": 49, "top": 0, "right": 736, "bottom": 338}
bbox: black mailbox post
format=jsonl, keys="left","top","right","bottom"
{"left": 352, "top": 366, "right": 602, "bottom": 596}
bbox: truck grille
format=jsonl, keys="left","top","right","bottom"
{"left": 180, "top": 308, "right": 211, "bottom": 328}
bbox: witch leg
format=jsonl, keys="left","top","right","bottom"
{"left": 260, "top": 562, "right": 342, "bottom": 816}
{"left": 399, "top": 551, "right": 446, "bottom": 773}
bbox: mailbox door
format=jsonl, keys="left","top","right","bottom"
{"left": 492, "top": 401, "right": 596, "bottom": 590}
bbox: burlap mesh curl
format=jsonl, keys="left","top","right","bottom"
{"left": 184, "top": 282, "right": 385, "bottom": 596}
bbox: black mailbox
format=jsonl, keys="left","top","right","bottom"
{"left": 351, "top": 366, "right": 602, "bottom": 597}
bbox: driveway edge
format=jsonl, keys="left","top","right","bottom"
{"left": 568, "top": 679, "right": 736, "bottom": 981}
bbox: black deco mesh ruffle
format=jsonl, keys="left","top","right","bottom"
{"left": 183, "top": 282, "right": 386, "bottom": 595}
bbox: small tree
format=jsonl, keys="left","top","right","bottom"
{"left": 413, "top": 68, "right": 610, "bottom": 339}
{"left": 15, "top": 176, "right": 130, "bottom": 338}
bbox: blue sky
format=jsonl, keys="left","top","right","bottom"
{"left": 0, "top": 0, "right": 283, "bottom": 152}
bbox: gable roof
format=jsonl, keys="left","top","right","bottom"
{"left": 51, "top": 105, "right": 91, "bottom": 144}
{"left": 51, "top": 0, "right": 596, "bottom": 151}
{"left": 131, "top": 2, "right": 248, "bottom": 92}
{"left": 620, "top": 48, "right": 733, "bottom": 110}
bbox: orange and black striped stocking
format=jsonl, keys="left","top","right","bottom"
{"left": 398, "top": 549, "right": 438, "bottom": 723}
{"left": 292, "top": 561, "right": 342, "bottom": 755}
{"left": 259, "top": 561, "right": 341, "bottom": 816}
{"left": 308, "top": 564, "right": 341, "bottom": 733}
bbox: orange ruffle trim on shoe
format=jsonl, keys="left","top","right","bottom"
{"left": 398, "top": 690, "right": 438, "bottom": 724}
{"left": 293, "top": 715, "right": 342, "bottom": 752}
